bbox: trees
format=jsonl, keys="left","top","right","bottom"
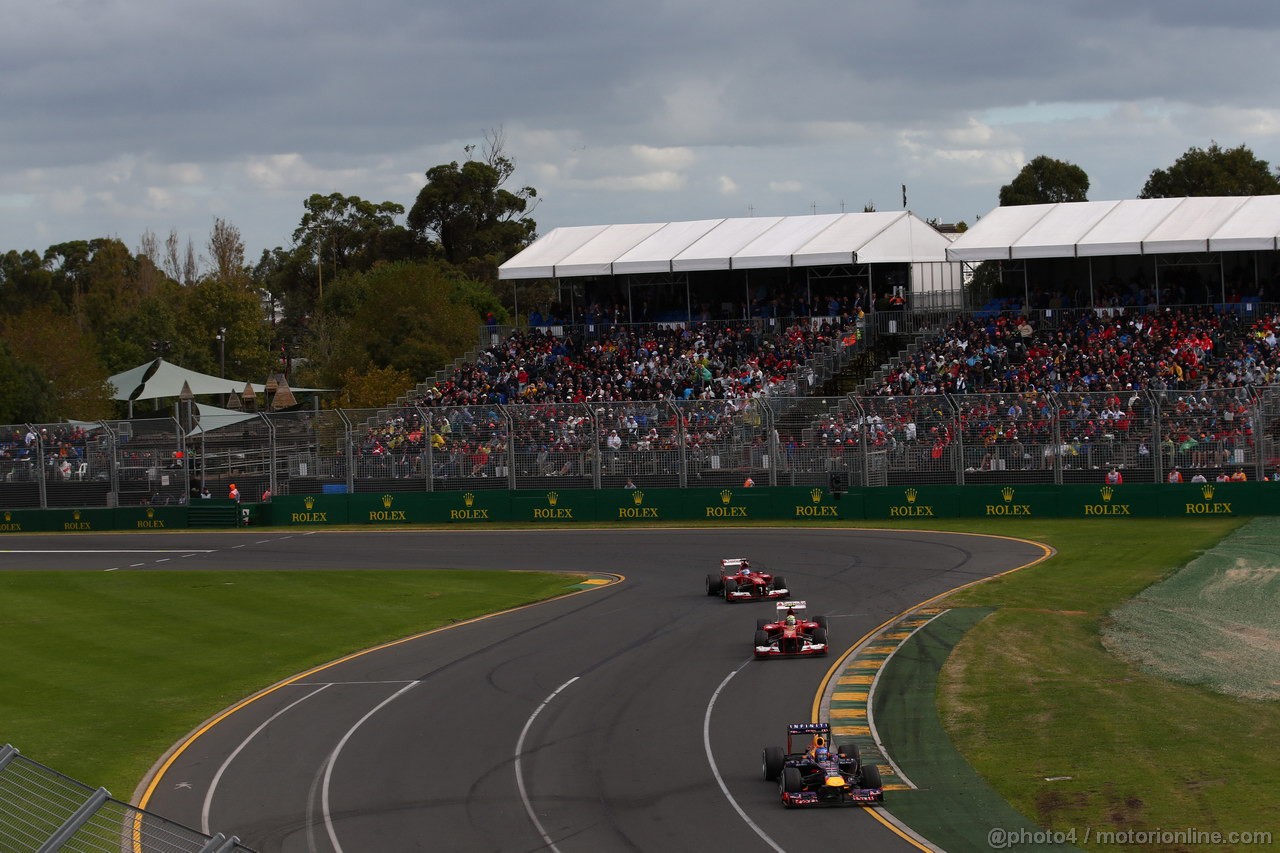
{"left": 999, "top": 156, "right": 1090, "bottom": 206}
{"left": 319, "top": 262, "right": 482, "bottom": 387}
{"left": 1140, "top": 142, "right": 1280, "bottom": 198}
{"left": 407, "top": 130, "right": 537, "bottom": 280}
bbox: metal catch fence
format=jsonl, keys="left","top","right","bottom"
{"left": 3, "top": 387, "right": 1279, "bottom": 509}
{"left": 0, "top": 744, "right": 254, "bottom": 853}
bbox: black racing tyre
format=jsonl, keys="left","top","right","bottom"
{"left": 706, "top": 574, "right": 723, "bottom": 595}
{"left": 812, "top": 626, "right": 828, "bottom": 650}
{"left": 815, "top": 615, "right": 828, "bottom": 629}
{"left": 771, "top": 574, "right": 788, "bottom": 592}
{"left": 754, "top": 629, "right": 769, "bottom": 649}
{"left": 837, "top": 742, "right": 860, "bottom": 764}
{"left": 756, "top": 618, "right": 771, "bottom": 630}
{"left": 861, "top": 762, "right": 883, "bottom": 789}
{"left": 724, "top": 578, "right": 738, "bottom": 599}
{"left": 762, "top": 746, "right": 785, "bottom": 781}
{"left": 782, "top": 766, "right": 804, "bottom": 794}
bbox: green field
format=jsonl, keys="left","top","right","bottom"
{"left": 0, "top": 569, "right": 580, "bottom": 798}
{"left": 931, "top": 518, "right": 1280, "bottom": 851}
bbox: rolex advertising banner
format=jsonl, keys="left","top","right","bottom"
{"left": 776, "top": 486, "right": 859, "bottom": 521}
{"left": 0, "top": 508, "right": 45, "bottom": 533}
{"left": 513, "top": 489, "right": 596, "bottom": 523}
{"left": 864, "top": 486, "right": 962, "bottom": 520}
{"left": 426, "top": 489, "right": 511, "bottom": 523}
{"left": 959, "top": 485, "right": 1056, "bottom": 518}
{"left": 1158, "top": 481, "right": 1265, "bottom": 518}
{"left": 349, "top": 492, "right": 429, "bottom": 525}
{"left": 605, "top": 487, "right": 675, "bottom": 522}
{"left": 1067, "top": 483, "right": 1160, "bottom": 518}
{"left": 276, "top": 493, "right": 349, "bottom": 526}
{"left": 694, "top": 487, "right": 772, "bottom": 522}
{"left": 116, "top": 506, "right": 188, "bottom": 530}
{"left": 54, "top": 507, "right": 116, "bottom": 532}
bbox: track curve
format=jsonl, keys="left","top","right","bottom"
{"left": 4, "top": 527, "right": 1047, "bottom": 852}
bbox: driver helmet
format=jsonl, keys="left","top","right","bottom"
{"left": 785, "top": 614, "right": 797, "bottom": 627}
{"left": 740, "top": 565, "right": 752, "bottom": 575}
{"left": 815, "top": 747, "right": 829, "bottom": 761}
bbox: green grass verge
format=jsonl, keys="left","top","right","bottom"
{"left": 0, "top": 569, "right": 579, "bottom": 798}
{"left": 926, "top": 518, "right": 1280, "bottom": 851}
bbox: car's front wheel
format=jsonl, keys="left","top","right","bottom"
{"left": 762, "top": 746, "right": 784, "bottom": 781}
{"left": 706, "top": 573, "right": 723, "bottom": 595}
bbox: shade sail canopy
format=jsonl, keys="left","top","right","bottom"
{"left": 498, "top": 211, "right": 952, "bottom": 279}
{"left": 948, "top": 196, "right": 1280, "bottom": 262}
{"left": 189, "top": 402, "right": 260, "bottom": 436}
{"left": 107, "top": 359, "right": 326, "bottom": 402}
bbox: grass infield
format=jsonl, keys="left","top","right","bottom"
{"left": 0, "top": 569, "right": 579, "bottom": 799}
{"left": 923, "top": 517, "right": 1280, "bottom": 851}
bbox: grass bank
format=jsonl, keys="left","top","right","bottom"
{"left": 927, "top": 518, "right": 1280, "bottom": 851}
{"left": 0, "top": 569, "right": 580, "bottom": 798}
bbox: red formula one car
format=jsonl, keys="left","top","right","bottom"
{"left": 762, "top": 723, "right": 883, "bottom": 807}
{"left": 753, "top": 601, "right": 828, "bottom": 659}
{"left": 704, "top": 558, "right": 790, "bottom": 602}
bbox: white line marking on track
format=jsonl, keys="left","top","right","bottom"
{"left": 129, "top": 563, "right": 145, "bottom": 568}
{"left": 156, "top": 558, "right": 170, "bottom": 563}
{"left": 322, "top": 681, "right": 420, "bottom": 853}
{"left": 704, "top": 662, "right": 786, "bottom": 853}
{"left": 105, "top": 568, "right": 118, "bottom": 572}
{"left": 201, "top": 683, "right": 333, "bottom": 834}
{"left": 865, "top": 610, "right": 949, "bottom": 790}
{"left": 515, "top": 676, "right": 580, "bottom": 853}
{"left": 295, "top": 680, "right": 417, "bottom": 686}
{"left": 256, "top": 540, "right": 271, "bottom": 544}
{"left": 0, "top": 550, "right": 215, "bottom": 554}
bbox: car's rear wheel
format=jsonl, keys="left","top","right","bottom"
{"left": 812, "top": 626, "right": 828, "bottom": 651}
{"left": 861, "top": 763, "right": 883, "bottom": 789}
{"left": 782, "top": 766, "right": 804, "bottom": 794}
{"left": 771, "top": 574, "right": 788, "bottom": 592}
{"left": 724, "top": 578, "right": 738, "bottom": 599}
{"left": 706, "top": 574, "right": 723, "bottom": 595}
{"left": 762, "top": 746, "right": 784, "bottom": 781}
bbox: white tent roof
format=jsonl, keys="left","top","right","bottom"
{"left": 189, "top": 402, "right": 260, "bottom": 436}
{"left": 948, "top": 196, "right": 1280, "bottom": 262}
{"left": 107, "top": 359, "right": 325, "bottom": 402}
{"left": 498, "top": 212, "right": 953, "bottom": 279}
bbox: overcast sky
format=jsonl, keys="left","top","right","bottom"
{"left": 4, "top": 0, "right": 1278, "bottom": 264}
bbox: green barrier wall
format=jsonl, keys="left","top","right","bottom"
{"left": 5, "top": 483, "right": 1280, "bottom": 530}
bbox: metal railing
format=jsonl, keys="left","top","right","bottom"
{"left": 5, "top": 387, "right": 1278, "bottom": 509}
{"left": 0, "top": 744, "right": 255, "bottom": 853}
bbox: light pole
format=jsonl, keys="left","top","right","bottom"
{"left": 216, "top": 327, "right": 226, "bottom": 378}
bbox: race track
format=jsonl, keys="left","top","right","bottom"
{"left": 2, "top": 527, "right": 1046, "bottom": 852}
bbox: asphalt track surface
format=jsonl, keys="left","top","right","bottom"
{"left": 3, "top": 527, "right": 1046, "bottom": 853}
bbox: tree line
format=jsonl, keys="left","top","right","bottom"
{"left": 1, "top": 138, "right": 1276, "bottom": 424}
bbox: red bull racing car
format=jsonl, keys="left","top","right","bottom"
{"left": 762, "top": 723, "right": 883, "bottom": 807}
{"left": 705, "top": 558, "right": 790, "bottom": 602}
{"left": 753, "top": 601, "right": 828, "bottom": 659}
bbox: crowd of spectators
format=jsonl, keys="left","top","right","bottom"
{"left": 805, "top": 305, "right": 1280, "bottom": 476}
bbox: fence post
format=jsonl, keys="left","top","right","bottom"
{"left": 1051, "top": 394, "right": 1063, "bottom": 486}
{"left": 673, "top": 401, "right": 688, "bottom": 489}
{"left": 336, "top": 409, "right": 355, "bottom": 494}
{"left": 29, "top": 424, "right": 48, "bottom": 509}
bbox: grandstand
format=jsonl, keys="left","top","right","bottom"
{"left": 5, "top": 199, "right": 1280, "bottom": 510}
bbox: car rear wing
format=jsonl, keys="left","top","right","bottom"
{"left": 721, "top": 558, "right": 750, "bottom": 570}
{"left": 776, "top": 600, "right": 806, "bottom": 613}
{"left": 786, "top": 722, "right": 831, "bottom": 736}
